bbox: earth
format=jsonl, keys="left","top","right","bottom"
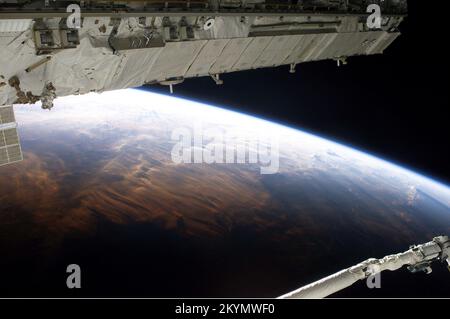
{"left": 0, "top": 89, "right": 449, "bottom": 298}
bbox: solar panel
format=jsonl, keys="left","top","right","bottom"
{"left": 0, "top": 105, "right": 15, "bottom": 124}
{"left": 0, "top": 106, "right": 23, "bottom": 167}
{"left": 0, "top": 148, "right": 8, "bottom": 166}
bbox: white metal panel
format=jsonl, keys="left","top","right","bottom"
{"left": 284, "top": 34, "right": 315, "bottom": 64}
{"left": 0, "top": 19, "right": 32, "bottom": 32}
{"left": 106, "top": 47, "right": 164, "bottom": 90}
{"left": 317, "top": 31, "right": 385, "bottom": 59}
{"left": 185, "top": 39, "right": 230, "bottom": 77}
{"left": 338, "top": 16, "right": 359, "bottom": 33}
{"left": 209, "top": 16, "right": 254, "bottom": 39}
{"left": 209, "top": 37, "right": 252, "bottom": 74}
{"left": 147, "top": 41, "right": 207, "bottom": 82}
{"left": 232, "top": 36, "right": 272, "bottom": 71}
{"left": 367, "top": 32, "right": 400, "bottom": 55}
{"left": 284, "top": 34, "right": 337, "bottom": 64}
{"left": 47, "top": 37, "right": 122, "bottom": 95}
{"left": 0, "top": 36, "right": 14, "bottom": 46}
{"left": 304, "top": 33, "right": 338, "bottom": 61}
{"left": 0, "top": 30, "right": 49, "bottom": 103}
{"left": 253, "top": 35, "right": 299, "bottom": 68}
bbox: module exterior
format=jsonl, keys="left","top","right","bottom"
{"left": 0, "top": 1, "right": 407, "bottom": 108}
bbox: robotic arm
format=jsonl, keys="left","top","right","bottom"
{"left": 278, "top": 236, "right": 450, "bottom": 299}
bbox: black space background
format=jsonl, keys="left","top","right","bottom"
{"left": 145, "top": 0, "right": 450, "bottom": 185}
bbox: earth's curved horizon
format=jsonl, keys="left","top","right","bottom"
{"left": 0, "top": 89, "right": 449, "bottom": 297}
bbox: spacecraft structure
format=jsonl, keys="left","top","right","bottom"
{"left": 278, "top": 236, "right": 450, "bottom": 298}
{"left": 0, "top": 0, "right": 407, "bottom": 107}
{"left": 0, "top": 0, "right": 407, "bottom": 164}
{"left": 0, "top": 105, "right": 22, "bottom": 166}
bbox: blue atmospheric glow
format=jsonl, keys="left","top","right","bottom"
{"left": 137, "top": 87, "right": 450, "bottom": 192}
